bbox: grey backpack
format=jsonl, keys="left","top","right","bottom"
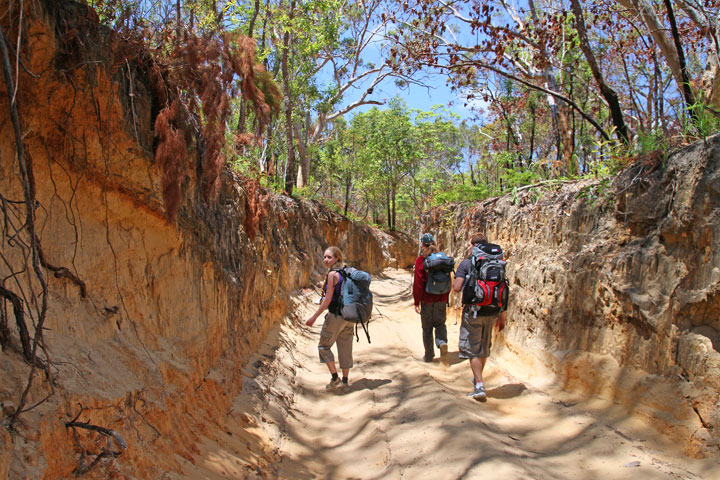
{"left": 423, "top": 252, "right": 455, "bottom": 295}
{"left": 337, "top": 266, "right": 373, "bottom": 342}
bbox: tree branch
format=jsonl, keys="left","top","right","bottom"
{"left": 66, "top": 420, "right": 129, "bottom": 451}
{"left": 422, "top": 57, "right": 611, "bottom": 141}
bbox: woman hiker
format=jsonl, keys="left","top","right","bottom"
{"left": 306, "top": 246, "right": 354, "bottom": 392}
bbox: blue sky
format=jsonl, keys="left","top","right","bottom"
{"left": 327, "top": 13, "right": 484, "bottom": 125}
{"left": 337, "top": 66, "right": 485, "bottom": 126}
{"left": 367, "top": 72, "right": 481, "bottom": 122}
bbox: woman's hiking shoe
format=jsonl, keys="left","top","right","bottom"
{"left": 341, "top": 381, "right": 350, "bottom": 393}
{"left": 326, "top": 377, "right": 342, "bottom": 390}
{"left": 468, "top": 385, "right": 487, "bottom": 402}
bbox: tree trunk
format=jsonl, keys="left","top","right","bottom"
{"left": 385, "top": 186, "right": 391, "bottom": 230}
{"left": 654, "top": 51, "right": 669, "bottom": 136}
{"left": 261, "top": 0, "right": 269, "bottom": 55}
{"left": 248, "top": 0, "right": 260, "bottom": 36}
{"left": 295, "top": 112, "right": 311, "bottom": 189}
{"left": 281, "top": 0, "right": 296, "bottom": 195}
{"left": 176, "top": 0, "right": 181, "bottom": 36}
{"left": 571, "top": 0, "right": 629, "bottom": 144}
{"left": 618, "top": 0, "right": 695, "bottom": 113}
{"left": 557, "top": 106, "right": 577, "bottom": 175}
{"left": 343, "top": 169, "right": 351, "bottom": 216}
{"left": 525, "top": 0, "right": 575, "bottom": 174}
{"left": 261, "top": 125, "right": 273, "bottom": 173}
{"left": 663, "top": 0, "right": 697, "bottom": 120}
{"left": 391, "top": 185, "right": 396, "bottom": 231}
{"left": 529, "top": 102, "right": 536, "bottom": 163}
{"left": 678, "top": 0, "right": 720, "bottom": 109}
{"left": 709, "top": 66, "right": 720, "bottom": 110}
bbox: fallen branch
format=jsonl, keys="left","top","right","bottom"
{"left": 65, "top": 420, "right": 128, "bottom": 451}
{"left": 66, "top": 414, "right": 127, "bottom": 475}
{"left": 511, "top": 179, "right": 576, "bottom": 194}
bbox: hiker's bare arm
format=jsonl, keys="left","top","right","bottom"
{"left": 452, "top": 276, "right": 464, "bottom": 293}
{"left": 306, "top": 271, "right": 339, "bottom": 326}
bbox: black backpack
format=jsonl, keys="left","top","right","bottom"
{"left": 423, "top": 252, "right": 455, "bottom": 295}
{"left": 462, "top": 243, "right": 509, "bottom": 313}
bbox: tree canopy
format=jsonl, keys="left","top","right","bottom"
{"left": 85, "top": 0, "right": 719, "bottom": 230}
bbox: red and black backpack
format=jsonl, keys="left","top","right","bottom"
{"left": 462, "top": 242, "right": 509, "bottom": 312}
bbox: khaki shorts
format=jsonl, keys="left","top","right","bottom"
{"left": 318, "top": 312, "right": 354, "bottom": 369}
{"left": 458, "top": 308, "right": 497, "bottom": 359}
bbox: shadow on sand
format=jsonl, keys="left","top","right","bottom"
{"left": 328, "top": 377, "right": 392, "bottom": 395}
{"left": 487, "top": 383, "right": 527, "bottom": 399}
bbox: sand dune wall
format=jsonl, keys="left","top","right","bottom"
{"left": 423, "top": 137, "right": 720, "bottom": 457}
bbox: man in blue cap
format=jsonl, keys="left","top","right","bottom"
{"left": 412, "top": 232, "right": 449, "bottom": 362}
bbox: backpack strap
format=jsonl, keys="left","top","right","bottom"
{"left": 355, "top": 318, "right": 371, "bottom": 343}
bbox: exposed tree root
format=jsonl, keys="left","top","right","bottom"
{"left": 66, "top": 406, "right": 128, "bottom": 475}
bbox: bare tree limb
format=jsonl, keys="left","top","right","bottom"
{"left": 66, "top": 409, "right": 127, "bottom": 475}
{"left": 66, "top": 421, "right": 129, "bottom": 451}
{"left": 571, "top": 0, "right": 629, "bottom": 143}
{"left": 411, "top": 55, "right": 611, "bottom": 141}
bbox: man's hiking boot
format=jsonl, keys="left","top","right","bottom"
{"left": 468, "top": 385, "right": 487, "bottom": 402}
{"left": 423, "top": 356, "right": 433, "bottom": 363}
{"left": 439, "top": 343, "right": 448, "bottom": 358}
{"left": 325, "top": 377, "right": 342, "bottom": 391}
{"left": 341, "top": 381, "right": 350, "bottom": 393}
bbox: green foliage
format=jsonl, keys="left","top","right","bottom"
{"left": 590, "top": 132, "right": 629, "bottom": 176}
{"left": 308, "top": 98, "right": 544, "bottom": 231}
{"left": 433, "top": 183, "right": 489, "bottom": 205}
{"left": 293, "top": 185, "right": 314, "bottom": 198}
{"left": 87, "top": 0, "right": 720, "bottom": 234}
{"left": 500, "top": 166, "right": 543, "bottom": 191}
{"left": 635, "top": 130, "right": 669, "bottom": 157}
{"left": 686, "top": 102, "right": 720, "bottom": 140}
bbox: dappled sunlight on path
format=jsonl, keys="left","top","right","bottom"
{"left": 187, "top": 269, "right": 720, "bottom": 480}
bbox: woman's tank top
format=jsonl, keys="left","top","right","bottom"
{"left": 327, "top": 271, "right": 344, "bottom": 315}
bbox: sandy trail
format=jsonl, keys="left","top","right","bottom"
{"left": 179, "top": 268, "right": 720, "bottom": 480}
